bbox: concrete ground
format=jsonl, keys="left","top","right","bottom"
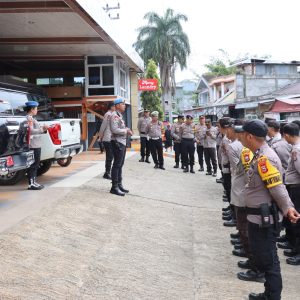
{"left": 0, "top": 153, "right": 299, "bottom": 300}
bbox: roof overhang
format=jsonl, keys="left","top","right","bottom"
{"left": 0, "top": 0, "right": 143, "bottom": 72}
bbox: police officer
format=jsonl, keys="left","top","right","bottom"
{"left": 25, "top": 101, "right": 48, "bottom": 190}
{"left": 137, "top": 108, "right": 151, "bottom": 163}
{"left": 241, "top": 119, "right": 299, "bottom": 300}
{"left": 203, "top": 119, "right": 218, "bottom": 176}
{"left": 267, "top": 120, "right": 282, "bottom": 147}
{"left": 171, "top": 115, "right": 184, "bottom": 168}
{"left": 99, "top": 102, "right": 115, "bottom": 180}
{"left": 146, "top": 111, "right": 165, "bottom": 170}
{"left": 283, "top": 122, "right": 300, "bottom": 265}
{"left": 180, "top": 115, "right": 196, "bottom": 173}
{"left": 110, "top": 98, "right": 132, "bottom": 196}
{"left": 195, "top": 116, "right": 206, "bottom": 171}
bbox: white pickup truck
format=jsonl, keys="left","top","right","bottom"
{"left": 0, "top": 76, "right": 82, "bottom": 185}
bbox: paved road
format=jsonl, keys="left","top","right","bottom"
{"left": 0, "top": 153, "right": 299, "bottom": 299}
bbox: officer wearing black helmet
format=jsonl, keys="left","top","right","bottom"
{"left": 25, "top": 101, "right": 48, "bottom": 190}
{"left": 240, "top": 119, "right": 300, "bottom": 300}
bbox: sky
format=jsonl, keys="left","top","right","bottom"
{"left": 110, "top": 0, "right": 300, "bottom": 82}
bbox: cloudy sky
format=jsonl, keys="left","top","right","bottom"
{"left": 111, "top": 0, "right": 300, "bottom": 81}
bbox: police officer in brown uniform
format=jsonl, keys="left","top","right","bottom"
{"left": 137, "top": 108, "right": 151, "bottom": 163}
{"left": 110, "top": 98, "right": 132, "bottom": 196}
{"left": 195, "top": 116, "right": 206, "bottom": 171}
{"left": 179, "top": 115, "right": 196, "bottom": 173}
{"left": 283, "top": 122, "right": 300, "bottom": 265}
{"left": 171, "top": 115, "right": 184, "bottom": 168}
{"left": 146, "top": 111, "right": 165, "bottom": 170}
{"left": 241, "top": 120, "right": 300, "bottom": 300}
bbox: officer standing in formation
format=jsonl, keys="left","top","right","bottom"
{"left": 195, "top": 116, "right": 206, "bottom": 171}
{"left": 99, "top": 102, "right": 115, "bottom": 180}
{"left": 25, "top": 101, "right": 48, "bottom": 190}
{"left": 171, "top": 115, "right": 184, "bottom": 168}
{"left": 179, "top": 115, "right": 196, "bottom": 173}
{"left": 137, "top": 108, "right": 151, "bottom": 163}
{"left": 109, "top": 98, "right": 132, "bottom": 196}
{"left": 145, "top": 111, "right": 165, "bottom": 170}
{"left": 282, "top": 122, "right": 300, "bottom": 265}
{"left": 203, "top": 119, "right": 218, "bottom": 176}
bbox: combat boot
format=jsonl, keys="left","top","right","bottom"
{"left": 28, "top": 178, "right": 44, "bottom": 190}
{"left": 139, "top": 157, "right": 145, "bottom": 162}
{"left": 103, "top": 172, "right": 111, "bottom": 180}
{"left": 118, "top": 182, "right": 129, "bottom": 193}
{"left": 159, "top": 165, "right": 165, "bottom": 170}
{"left": 110, "top": 183, "right": 125, "bottom": 196}
{"left": 173, "top": 163, "right": 179, "bottom": 168}
{"left": 183, "top": 166, "right": 189, "bottom": 173}
{"left": 145, "top": 156, "right": 151, "bottom": 163}
{"left": 190, "top": 166, "right": 195, "bottom": 173}
{"left": 181, "top": 164, "right": 184, "bottom": 169}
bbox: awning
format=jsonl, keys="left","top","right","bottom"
{"left": 270, "top": 98, "right": 300, "bottom": 113}
{"left": 235, "top": 102, "right": 258, "bottom": 109}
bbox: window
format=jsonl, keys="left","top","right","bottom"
{"left": 102, "top": 66, "right": 114, "bottom": 86}
{"left": 120, "top": 68, "right": 127, "bottom": 98}
{"left": 36, "top": 78, "right": 63, "bottom": 85}
{"left": 88, "top": 67, "right": 101, "bottom": 85}
{"left": 74, "top": 77, "right": 85, "bottom": 86}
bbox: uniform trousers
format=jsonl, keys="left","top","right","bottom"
{"left": 103, "top": 141, "right": 113, "bottom": 173}
{"left": 248, "top": 222, "right": 282, "bottom": 300}
{"left": 27, "top": 148, "right": 41, "bottom": 183}
{"left": 196, "top": 145, "right": 204, "bottom": 168}
{"left": 223, "top": 172, "right": 231, "bottom": 202}
{"left": 286, "top": 185, "right": 300, "bottom": 251}
{"left": 111, "top": 141, "right": 126, "bottom": 185}
{"left": 140, "top": 136, "right": 150, "bottom": 158}
{"left": 173, "top": 142, "right": 182, "bottom": 164}
{"left": 149, "top": 138, "right": 164, "bottom": 166}
{"left": 181, "top": 138, "right": 195, "bottom": 167}
{"left": 204, "top": 147, "right": 217, "bottom": 173}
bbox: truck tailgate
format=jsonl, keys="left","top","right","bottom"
{"left": 58, "top": 118, "right": 81, "bottom": 146}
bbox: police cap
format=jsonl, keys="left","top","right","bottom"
{"left": 178, "top": 115, "right": 184, "bottom": 120}
{"left": 143, "top": 108, "right": 150, "bottom": 112}
{"left": 25, "top": 101, "right": 39, "bottom": 108}
{"left": 242, "top": 120, "right": 268, "bottom": 137}
{"left": 151, "top": 111, "right": 159, "bottom": 117}
{"left": 114, "top": 98, "right": 124, "bottom": 105}
{"left": 186, "top": 115, "right": 193, "bottom": 120}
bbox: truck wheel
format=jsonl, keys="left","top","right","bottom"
{"left": 37, "top": 159, "right": 53, "bottom": 176}
{"left": 0, "top": 170, "right": 26, "bottom": 185}
{"left": 57, "top": 157, "right": 72, "bottom": 167}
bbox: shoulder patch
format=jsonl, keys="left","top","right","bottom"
{"left": 257, "top": 155, "right": 282, "bottom": 188}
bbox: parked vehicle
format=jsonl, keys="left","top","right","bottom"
{"left": 0, "top": 76, "right": 82, "bottom": 185}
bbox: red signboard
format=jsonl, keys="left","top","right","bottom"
{"left": 138, "top": 79, "right": 158, "bottom": 91}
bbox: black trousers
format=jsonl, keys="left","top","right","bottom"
{"left": 286, "top": 185, "right": 300, "bottom": 251}
{"left": 173, "top": 142, "right": 182, "bottom": 164}
{"left": 196, "top": 145, "right": 204, "bottom": 168}
{"left": 98, "top": 141, "right": 104, "bottom": 152}
{"left": 149, "top": 138, "right": 164, "bottom": 166}
{"left": 248, "top": 222, "right": 282, "bottom": 300}
{"left": 181, "top": 139, "right": 195, "bottom": 167}
{"left": 103, "top": 141, "right": 113, "bottom": 173}
{"left": 223, "top": 173, "right": 231, "bottom": 202}
{"left": 27, "top": 148, "right": 41, "bottom": 183}
{"left": 140, "top": 136, "right": 150, "bottom": 158}
{"left": 204, "top": 147, "right": 217, "bottom": 173}
{"left": 111, "top": 141, "right": 126, "bottom": 185}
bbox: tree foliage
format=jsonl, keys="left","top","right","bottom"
{"left": 134, "top": 8, "right": 191, "bottom": 110}
{"left": 140, "top": 59, "right": 164, "bottom": 119}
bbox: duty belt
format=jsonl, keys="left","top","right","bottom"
{"left": 150, "top": 137, "right": 160, "bottom": 140}
{"left": 286, "top": 184, "right": 300, "bottom": 189}
{"left": 246, "top": 206, "right": 275, "bottom": 215}
{"left": 140, "top": 132, "right": 146, "bottom": 134}
{"left": 182, "top": 138, "right": 194, "bottom": 141}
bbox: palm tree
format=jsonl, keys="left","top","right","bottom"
{"left": 134, "top": 8, "right": 191, "bottom": 120}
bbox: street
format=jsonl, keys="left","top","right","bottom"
{"left": 0, "top": 152, "right": 299, "bottom": 300}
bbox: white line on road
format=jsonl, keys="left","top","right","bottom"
{"left": 50, "top": 152, "right": 137, "bottom": 188}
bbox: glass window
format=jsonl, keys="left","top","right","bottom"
{"left": 74, "top": 77, "right": 85, "bottom": 86}
{"left": 36, "top": 78, "right": 63, "bottom": 85}
{"left": 37, "top": 78, "right": 50, "bottom": 85}
{"left": 88, "top": 67, "right": 101, "bottom": 85}
{"left": 120, "top": 69, "right": 126, "bottom": 89}
{"left": 87, "top": 56, "right": 113, "bottom": 64}
{"left": 49, "top": 77, "right": 63, "bottom": 85}
{"left": 102, "top": 66, "right": 114, "bottom": 86}
{"left": 0, "top": 100, "right": 13, "bottom": 115}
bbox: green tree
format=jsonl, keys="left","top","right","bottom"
{"left": 134, "top": 8, "right": 191, "bottom": 119}
{"left": 140, "top": 59, "right": 163, "bottom": 119}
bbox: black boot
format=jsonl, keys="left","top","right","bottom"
{"left": 154, "top": 164, "right": 159, "bottom": 169}
{"left": 145, "top": 156, "right": 151, "bottom": 163}
{"left": 118, "top": 183, "right": 129, "bottom": 193}
{"left": 139, "top": 157, "right": 145, "bottom": 162}
{"left": 159, "top": 165, "right": 165, "bottom": 170}
{"left": 103, "top": 172, "right": 111, "bottom": 180}
{"left": 190, "top": 166, "right": 195, "bottom": 173}
{"left": 174, "top": 163, "right": 179, "bottom": 168}
{"left": 28, "top": 178, "right": 44, "bottom": 190}
{"left": 181, "top": 164, "right": 184, "bottom": 169}
{"left": 110, "top": 183, "right": 125, "bottom": 196}
{"left": 183, "top": 166, "right": 189, "bottom": 173}
{"left": 198, "top": 166, "right": 204, "bottom": 172}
